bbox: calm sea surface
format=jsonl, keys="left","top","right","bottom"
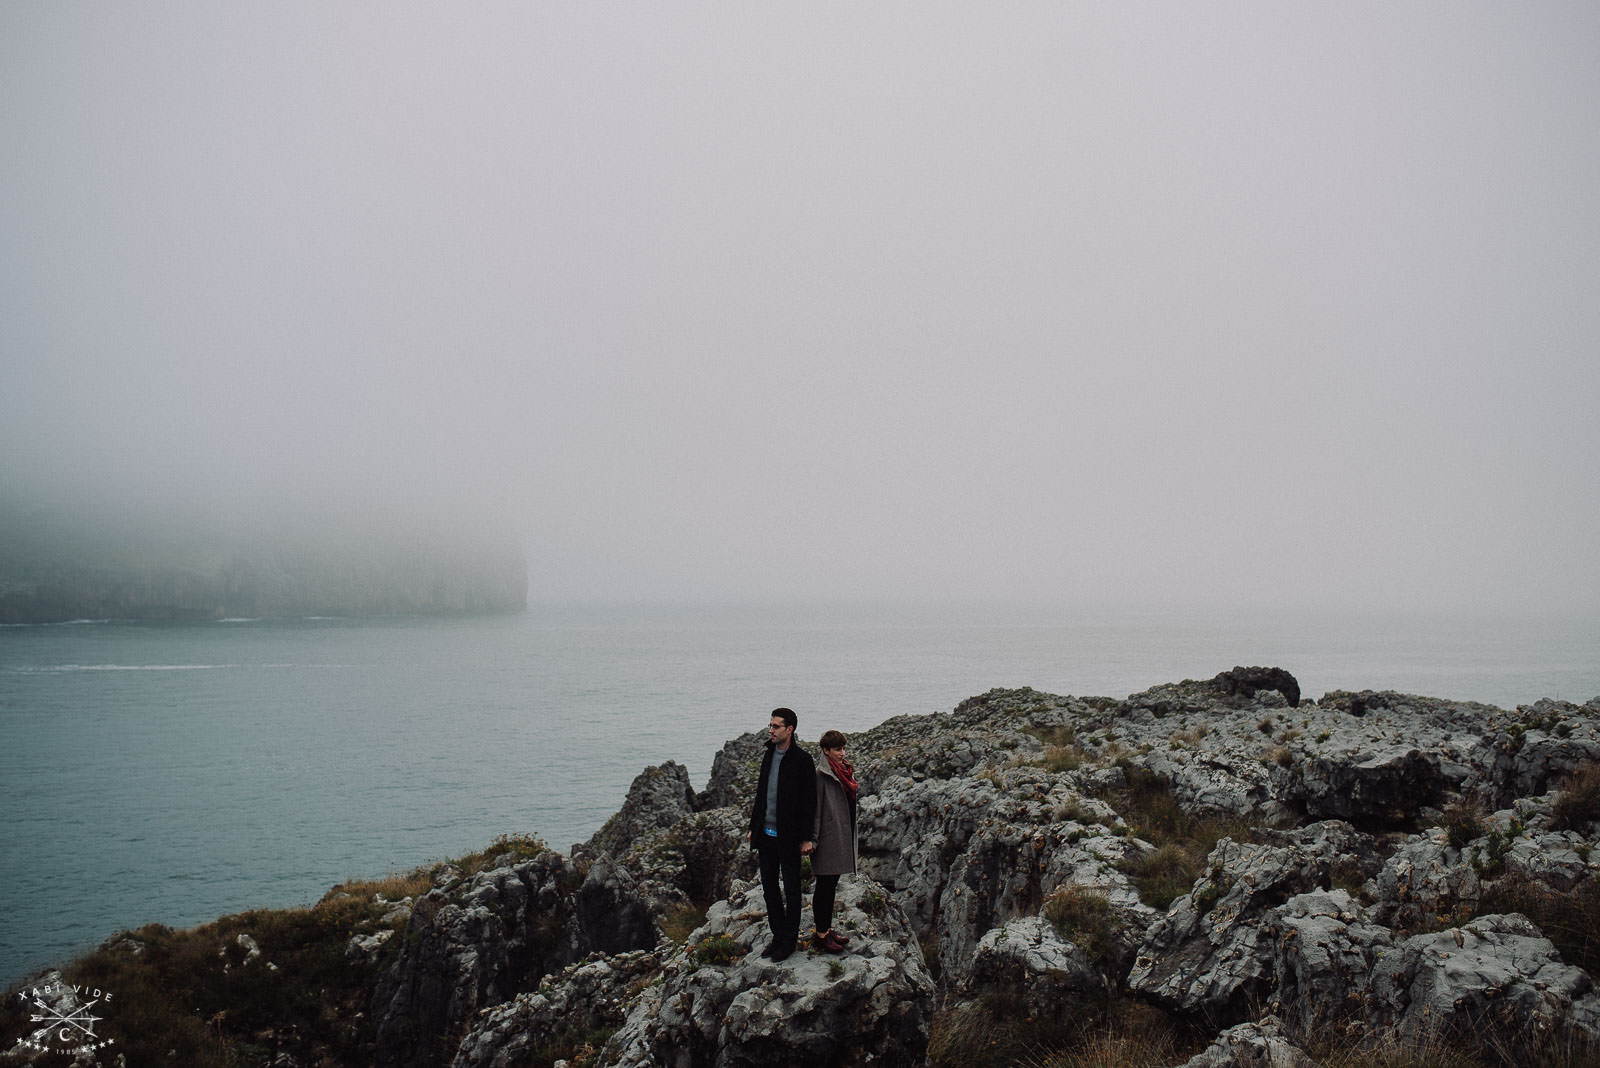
{"left": 3, "top": 601, "right": 1597, "bottom": 986}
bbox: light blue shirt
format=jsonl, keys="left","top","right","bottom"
{"left": 764, "top": 744, "right": 787, "bottom": 833}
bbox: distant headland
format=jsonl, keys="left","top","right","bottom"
{"left": 0, "top": 485, "right": 527, "bottom": 623}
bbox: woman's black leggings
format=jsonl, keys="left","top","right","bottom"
{"left": 813, "top": 873, "right": 840, "bottom": 933}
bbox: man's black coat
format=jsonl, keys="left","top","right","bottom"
{"left": 749, "top": 741, "right": 818, "bottom": 848}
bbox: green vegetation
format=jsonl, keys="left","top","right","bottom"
{"left": 859, "top": 888, "right": 890, "bottom": 918}
{"left": 1306, "top": 1019, "right": 1600, "bottom": 1068}
{"left": 1042, "top": 886, "right": 1120, "bottom": 965}
{"left": 1121, "top": 844, "right": 1204, "bottom": 912}
{"left": 661, "top": 904, "right": 708, "bottom": 944}
{"left": 1026, "top": 725, "right": 1078, "bottom": 748}
{"left": 919, "top": 931, "right": 943, "bottom": 981}
{"left": 0, "top": 834, "right": 553, "bottom": 1067}
{"left": 1477, "top": 874, "right": 1600, "bottom": 978}
{"left": 1041, "top": 745, "right": 1088, "bottom": 773}
{"left": 931, "top": 987, "right": 1600, "bottom": 1068}
{"left": 1440, "top": 798, "right": 1486, "bottom": 849}
{"left": 512, "top": 1014, "right": 615, "bottom": 1068}
{"left": 1023, "top": 725, "right": 1092, "bottom": 772}
{"left": 928, "top": 994, "right": 1193, "bottom": 1068}
{"left": 1054, "top": 798, "right": 1104, "bottom": 826}
{"left": 0, "top": 896, "right": 389, "bottom": 1067}
{"left": 687, "top": 933, "right": 744, "bottom": 967}
{"left": 1092, "top": 760, "right": 1264, "bottom": 910}
{"left": 461, "top": 832, "right": 548, "bottom": 873}
{"left": 1329, "top": 857, "right": 1369, "bottom": 896}
{"left": 927, "top": 992, "right": 1089, "bottom": 1068}
{"left": 1469, "top": 823, "right": 1519, "bottom": 878}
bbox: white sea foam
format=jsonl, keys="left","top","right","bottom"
{"left": 20, "top": 663, "right": 233, "bottom": 672}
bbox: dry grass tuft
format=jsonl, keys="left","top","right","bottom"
{"left": 1440, "top": 797, "right": 1487, "bottom": 849}
{"left": 1041, "top": 885, "right": 1119, "bottom": 965}
{"left": 1094, "top": 761, "right": 1263, "bottom": 909}
{"left": 1552, "top": 763, "right": 1600, "bottom": 832}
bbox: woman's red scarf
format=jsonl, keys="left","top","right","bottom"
{"left": 827, "top": 753, "right": 858, "bottom": 800}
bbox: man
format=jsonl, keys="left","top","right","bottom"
{"left": 747, "top": 706, "right": 817, "bottom": 961}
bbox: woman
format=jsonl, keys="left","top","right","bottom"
{"left": 808, "top": 728, "right": 859, "bottom": 953}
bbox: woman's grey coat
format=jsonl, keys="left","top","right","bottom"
{"left": 810, "top": 758, "right": 857, "bottom": 877}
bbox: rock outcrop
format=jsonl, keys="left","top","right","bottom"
{"left": 600, "top": 876, "right": 934, "bottom": 1067}
{"left": 372, "top": 849, "right": 657, "bottom": 1068}
{"left": 1126, "top": 821, "right": 1381, "bottom": 1021}
{"left": 11, "top": 667, "right": 1600, "bottom": 1067}
{"left": 1367, "top": 912, "right": 1600, "bottom": 1045}
{"left": 361, "top": 669, "right": 1600, "bottom": 1065}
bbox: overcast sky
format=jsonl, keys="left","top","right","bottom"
{"left": 4, "top": 3, "right": 1597, "bottom": 613}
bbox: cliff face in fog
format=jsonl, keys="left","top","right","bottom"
{"left": 0, "top": 546, "right": 528, "bottom": 623}
{"left": 0, "top": 495, "right": 528, "bottom": 623}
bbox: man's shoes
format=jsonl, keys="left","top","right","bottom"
{"left": 759, "top": 941, "right": 778, "bottom": 959}
{"left": 768, "top": 939, "right": 796, "bottom": 962}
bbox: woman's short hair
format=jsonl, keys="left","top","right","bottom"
{"left": 819, "top": 729, "right": 847, "bottom": 750}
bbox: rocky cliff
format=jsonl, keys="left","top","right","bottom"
{"left": 0, "top": 498, "right": 527, "bottom": 622}
{"left": 6, "top": 667, "right": 1599, "bottom": 1067}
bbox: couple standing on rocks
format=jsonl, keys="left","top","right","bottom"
{"left": 746, "top": 707, "right": 859, "bottom": 963}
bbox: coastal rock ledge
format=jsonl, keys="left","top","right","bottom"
{"left": 5, "top": 668, "right": 1600, "bottom": 1067}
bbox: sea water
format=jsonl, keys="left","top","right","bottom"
{"left": 2, "top": 601, "right": 1597, "bottom": 986}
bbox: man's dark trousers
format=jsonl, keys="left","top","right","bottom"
{"left": 755, "top": 834, "right": 803, "bottom": 945}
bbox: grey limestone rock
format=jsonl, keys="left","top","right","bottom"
{"left": 579, "top": 754, "right": 759, "bottom": 925}
{"left": 1127, "top": 821, "right": 1379, "bottom": 1021}
{"left": 1259, "top": 889, "right": 1392, "bottom": 1036}
{"left": 1484, "top": 699, "right": 1600, "bottom": 810}
{"left": 565, "top": 854, "right": 661, "bottom": 959}
{"left": 451, "top": 947, "right": 668, "bottom": 1068}
{"left": 1299, "top": 745, "right": 1449, "bottom": 828}
{"left": 373, "top": 852, "right": 576, "bottom": 1068}
{"left": 697, "top": 730, "right": 768, "bottom": 811}
{"left": 348, "top": 927, "right": 396, "bottom": 963}
{"left": 1177, "top": 1014, "right": 1318, "bottom": 1068}
{"left": 600, "top": 876, "right": 934, "bottom": 1067}
{"left": 1366, "top": 828, "right": 1487, "bottom": 934}
{"left": 957, "top": 914, "right": 1101, "bottom": 1016}
{"left": 373, "top": 849, "right": 656, "bottom": 1068}
{"left": 1368, "top": 792, "right": 1600, "bottom": 935}
{"left": 586, "top": 761, "right": 699, "bottom": 858}
{"left": 1212, "top": 666, "right": 1302, "bottom": 709}
{"left": 856, "top": 766, "right": 1152, "bottom": 987}
{"left": 1367, "top": 912, "right": 1600, "bottom": 1048}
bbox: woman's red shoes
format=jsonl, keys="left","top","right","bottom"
{"left": 816, "top": 930, "right": 849, "bottom": 953}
